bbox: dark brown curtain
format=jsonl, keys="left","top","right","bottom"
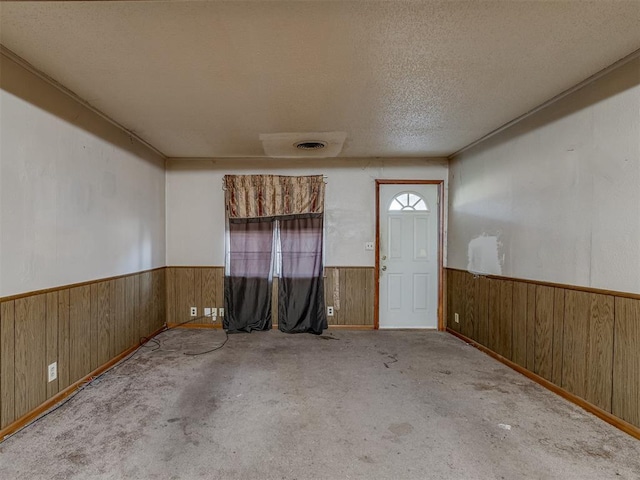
{"left": 224, "top": 219, "right": 274, "bottom": 333}
{"left": 278, "top": 216, "right": 327, "bottom": 334}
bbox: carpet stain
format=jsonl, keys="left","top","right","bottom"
{"left": 388, "top": 423, "right": 413, "bottom": 436}
{"left": 542, "top": 439, "right": 616, "bottom": 460}
{"left": 383, "top": 354, "right": 398, "bottom": 368}
{"left": 470, "top": 382, "right": 510, "bottom": 394}
{"left": 65, "top": 451, "right": 89, "bottom": 466}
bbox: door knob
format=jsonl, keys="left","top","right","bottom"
{"left": 381, "top": 266, "right": 387, "bottom": 271}
{"left": 381, "top": 255, "right": 387, "bottom": 260}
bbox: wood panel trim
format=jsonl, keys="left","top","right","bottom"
{"left": 1, "top": 267, "right": 166, "bottom": 303}
{"left": 0, "top": 326, "right": 166, "bottom": 442}
{"left": 167, "top": 323, "right": 223, "bottom": 329}
{"left": 437, "top": 182, "right": 445, "bottom": 331}
{"left": 375, "top": 180, "right": 445, "bottom": 331}
{"left": 374, "top": 183, "right": 381, "bottom": 329}
{"left": 444, "top": 267, "right": 640, "bottom": 301}
{"left": 446, "top": 328, "right": 640, "bottom": 441}
{"left": 168, "top": 323, "right": 375, "bottom": 331}
{"left": 327, "top": 325, "right": 375, "bottom": 330}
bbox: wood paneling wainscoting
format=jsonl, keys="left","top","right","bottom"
{"left": 446, "top": 268, "right": 640, "bottom": 437}
{"left": 0, "top": 269, "right": 166, "bottom": 437}
{"left": 324, "top": 267, "right": 374, "bottom": 327}
{"left": 165, "top": 267, "right": 224, "bottom": 326}
{"left": 165, "top": 266, "right": 375, "bottom": 328}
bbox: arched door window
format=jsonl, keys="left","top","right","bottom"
{"left": 388, "top": 192, "right": 429, "bottom": 212}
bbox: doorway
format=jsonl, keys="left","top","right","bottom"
{"left": 376, "top": 181, "right": 443, "bottom": 329}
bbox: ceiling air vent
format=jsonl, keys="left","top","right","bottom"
{"left": 259, "top": 132, "right": 346, "bottom": 158}
{"left": 295, "top": 141, "right": 327, "bottom": 150}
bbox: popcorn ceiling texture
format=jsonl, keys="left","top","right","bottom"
{"left": 1, "top": 1, "right": 639, "bottom": 158}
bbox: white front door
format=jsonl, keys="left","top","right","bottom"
{"left": 379, "top": 184, "right": 439, "bottom": 329}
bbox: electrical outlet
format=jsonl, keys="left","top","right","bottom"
{"left": 219, "top": 308, "right": 224, "bottom": 317}
{"left": 454, "top": 312, "right": 460, "bottom": 324}
{"left": 204, "top": 307, "right": 211, "bottom": 316}
{"left": 48, "top": 362, "right": 57, "bottom": 382}
{"left": 365, "top": 242, "right": 374, "bottom": 251}
{"left": 190, "top": 307, "right": 197, "bottom": 317}
{"left": 327, "top": 306, "right": 334, "bottom": 316}
{"left": 211, "top": 308, "right": 218, "bottom": 317}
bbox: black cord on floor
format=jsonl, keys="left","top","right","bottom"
{"left": 184, "top": 328, "right": 229, "bottom": 355}
{"left": 149, "top": 314, "right": 229, "bottom": 355}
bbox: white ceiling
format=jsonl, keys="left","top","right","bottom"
{"left": 1, "top": 1, "right": 640, "bottom": 159}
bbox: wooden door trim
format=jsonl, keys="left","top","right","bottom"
{"left": 375, "top": 180, "right": 445, "bottom": 330}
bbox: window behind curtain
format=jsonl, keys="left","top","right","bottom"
{"left": 223, "top": 175, "right": 327, "bottom": 334}
{"left": 224, "top": 220, "right": 274, "bottom": 332}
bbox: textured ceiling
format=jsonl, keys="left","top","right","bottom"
{"left": 1, "top": 1, "right": 640, "bottom": 158}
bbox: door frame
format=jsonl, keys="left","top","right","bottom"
{"left": 375, "top": 180, "right": 445, "bottom": 330}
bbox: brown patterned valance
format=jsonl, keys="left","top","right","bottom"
{"left": 224, "top": 175, "right": 325, "bottom": 219}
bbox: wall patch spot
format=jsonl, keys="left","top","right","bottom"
{"left": 467, "top": 235, "right": 502, "bottom": 275}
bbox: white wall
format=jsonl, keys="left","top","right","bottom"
{"left": 448, "top": 57, "right": 640, "bottom": 294}
{"left": 166, "top": 158, "right": 448, "bottom": 266}
{"left": 0, "top": 55, "right": 166, "bottom": 297}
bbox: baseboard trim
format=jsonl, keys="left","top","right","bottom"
{"left": 327, "top": 325, "right": 375, "bottom": 330}
{"left": 168, "top": 323, "right": 375, "bottom": 331}
{"left": 274, "top": 323, "right": 375, "bottom": 331}
{"left": 446, "top": 328, "right": 640, "bottom": 441}
{"left": 167, "top": 323, "right": 222, "bottom": 329}
{"left": 378, "top": 327, "right": 438, "bottom": 330}
{"left": 0, "top": 325, "right": 166, "bottom": 442}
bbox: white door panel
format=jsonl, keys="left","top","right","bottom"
{"left": 413, "top": 217, "right": 429, "bottom": 260}
{"left": 379, "top": 184, "right": 438, "bottom": 328}
{"left": 388, "top": 274, "right": 403, "bottom": 310}
{"left": 389, "top": 216, "right": 402, "bottom": 258}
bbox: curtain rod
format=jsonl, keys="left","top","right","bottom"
{"left": 221, "top": 176, "right": 328, "bottom": 190}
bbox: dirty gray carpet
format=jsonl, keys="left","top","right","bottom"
{"left": 0, "top": 329, "right": 638, "bottom": 479}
